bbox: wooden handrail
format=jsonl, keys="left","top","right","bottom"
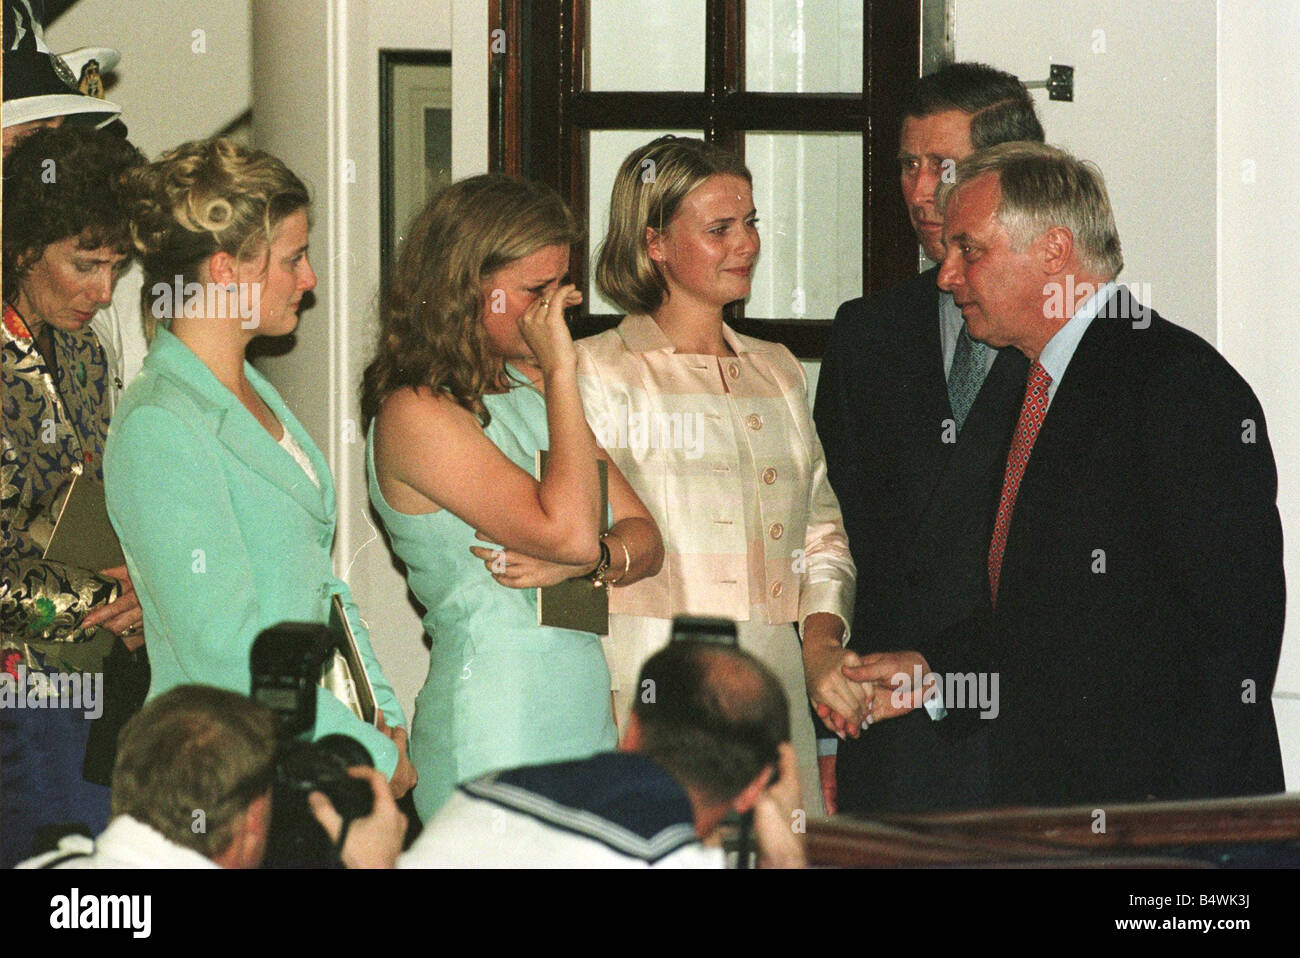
{"left": 807, "top": 794, "right": 1300, "bottom": 867}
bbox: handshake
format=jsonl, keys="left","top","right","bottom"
{"left": 803, "top": 636, "right": 935, "bottom": 740}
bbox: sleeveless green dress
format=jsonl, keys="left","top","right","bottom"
{"left": 367, "top": 371, "right": 617, "bottom": 822}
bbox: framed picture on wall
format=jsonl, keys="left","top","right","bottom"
{"left": 380, "top": 50, "right": 452, "bottom": 284}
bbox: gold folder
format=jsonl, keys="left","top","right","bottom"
{"left": 534, "top": 451, "right": 609, "bottom": 635}
{"left": 43, "top": 470, "right": 126, "bottom": 573}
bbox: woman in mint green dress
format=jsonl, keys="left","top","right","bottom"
{"left": 361, "top": 175, "right": 663, "bottom": 822}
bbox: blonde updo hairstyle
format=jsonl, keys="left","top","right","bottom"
{"left": 595, "top": 135, "right": 751, "bottom": 316}
{"left": 123, "top": 137, "right": 310, "bottom": 340}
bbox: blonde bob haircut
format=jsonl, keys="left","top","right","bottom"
{"left": 595, "top": 136, "right": 751, "bottom": 316}
{"left": 122, "top": 137, "right": 311, "bottom": 341}
{"left": 936, "top": 141, "right": 1124, "bottom": 279}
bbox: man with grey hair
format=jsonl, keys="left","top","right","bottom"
{"left": 815, "top": 62, "right": 1042, "bottom": 815}
{"left": 862, "top": 141, "right": 1285, "bottom": 806}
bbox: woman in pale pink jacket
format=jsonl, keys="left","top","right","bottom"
{"left": 575, "top": 136, "right": 864, "bottom": 814}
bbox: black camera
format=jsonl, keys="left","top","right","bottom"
{"left": 250, "top": 622, "right": 374, "bottom": 868}
{"left": 669, "top": 615, "right": 739, "bottom": 647}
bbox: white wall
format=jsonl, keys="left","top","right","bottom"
{"left": 953, "top": 0, "right": 1218, "bottom": 343}
{"left": 249, "top": 0, "right": 333, "bottom": 473}
{"left": 1217, "top": 1, "right": 1300, "bottom": 788}
{"left": 251, "top": 0, "right": 481, "bottom": 720}
{"left": 45, "top": 0, "right": 251, "bottom": 158}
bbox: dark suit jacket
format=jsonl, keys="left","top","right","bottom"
{"left": 814, "top": 268, "right": 1028, "bottom": 812}
{"left": 929, "top": 288, "right": 1286, "bottom": 806}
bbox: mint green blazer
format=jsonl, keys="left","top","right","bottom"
{"left": 103, "top": 328, "right": 403, "bottom": 773}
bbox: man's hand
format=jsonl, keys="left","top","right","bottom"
{"left": 83, "top": 565, "right": 144, "bottom": 650}
{"left": 753, "top": 743, "right": 807, "bottom": 868}
{"left": 841, "top": 651, "right": 934, "bottom": 724}
{"left": 377, "top": 714, "right": 417, "bottom": 799}
{"left": 308, "top": 767, "right": 408, "bottom": 869}
{"left": 801, "top": 614, "right": 871, "bottom": 738}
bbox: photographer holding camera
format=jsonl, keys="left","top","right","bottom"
{"left": 18, "top": 683, "right": 406, "bottom": 869}
{"left": 313, "top": 639, "right": 807, "bottom": 869}
{"left": 22, "top": 633, "right": 803, "bottom": 868}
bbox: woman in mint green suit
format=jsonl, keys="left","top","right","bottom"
{"left": 361, "top": 175, "right": 663, "bottom": 821}
{"left": 105, "top": 139, "right": 414, "bottom": 788}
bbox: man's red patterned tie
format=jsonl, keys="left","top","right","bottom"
{"left": 988, "top": 361, "right": 1053, "bottom": 605}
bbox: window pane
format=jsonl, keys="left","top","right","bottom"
{"left": 587, "top": 128, "right": 701, "bottom": 315}
{"left": 744, "top": 132, "right": 862, "bottom": 320}
{"left": 745, "top": 0, "right": 863, "bottom": 93}
{"left": 587, "top": 0, "right": 706, "bottom": 91}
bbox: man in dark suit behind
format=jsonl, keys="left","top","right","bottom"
{"left": 883, "top": 142, "right": 1284, "bottom": 806}
{"left": 814, "top": 64, "right": 1041, "bottom": 813}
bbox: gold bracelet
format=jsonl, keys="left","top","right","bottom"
{"left": 602, "top": 532, "right": 632, "bottom": 585}
{"left": 586, "top": 539, "right": 612, "bottom": 588}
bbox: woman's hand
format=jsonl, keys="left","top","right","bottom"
{"left": 517, "top": 285, "right": 583, "bottom": 378}
{"left": 82, "top": 565, "right": 145, "bottom": 650}
{"left": 839, "top": 651, "right": 935, "bottom": 724}
{"left": 801, "top": 613, "right": 871, "bottom": 739}
{"left": 805, "top": 644, "right": 871, "bottom": 738}
{"left": 377, "top": 713, "right": 418, "bottom": 799}
{"left": 471, "top": 531, "right": 593, "bottom": 589}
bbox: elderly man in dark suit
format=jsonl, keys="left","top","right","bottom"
{"left": 814, "top": 63, "right": 1041, "bottom": 814}
{"left": 866, "top": 142, "right": 1285, "bottom": 806}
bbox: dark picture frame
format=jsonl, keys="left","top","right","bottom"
{"left": 379, "top": 49, "right": 453, "bottom": 285}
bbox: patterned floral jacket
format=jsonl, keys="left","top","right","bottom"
{"left": 1, "top": 304, "right": 119, "bottom": 676}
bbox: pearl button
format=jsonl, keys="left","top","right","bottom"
{"left": 727, "top": 363, "right": 740, "bottom": 379}
{"left": 769, "top": 522, "right": 784, "bottom": 540}
{"left": 761, "top": 467, "right": 777, "bottom": 484}
{"left": 746, "top": 413, "right": 763, "bottom": 430}
{"left": 770, "top": 582, "right": 783, "bottom": 597}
